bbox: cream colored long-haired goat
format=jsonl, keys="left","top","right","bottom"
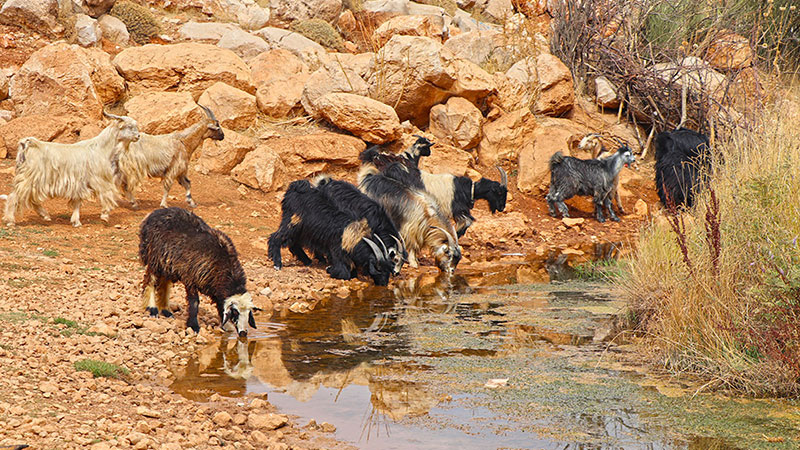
{"left": 2, "top": 112, "right": 140, "bottom": 227}
{"left": 115, "top": 105, "right": 223, "bottom": 209}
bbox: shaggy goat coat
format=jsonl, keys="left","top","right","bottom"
{"left": 116, "top": 106, "right": 223, "bottom": 209}
{"left": 3, "top": 115, "right": 140, "bottom": 227}
{"left": 546, "top": 146, "right": 635, "bottom": 223}
{"left": 654, "top": 128, "right": 710, "bottom": 209}
{"left": 268, "top": 180, "right": 393, "bottom": 285}
{"left": 312, "top": 175, "right": 406, "bottom": 276}
{"left": 138, "top": 207, "right": 255, "bottom": 336}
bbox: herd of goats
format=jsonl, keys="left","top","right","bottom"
{"left": 0, "top": 106, "right": 711, "bottom": 336}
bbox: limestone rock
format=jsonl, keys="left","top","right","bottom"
{"left": 0, "top": 72, "right": 8, "bottom": 101}
{"left": 323, "top": 52, "right": 374, "bottom": 78}
{"left": 125, "top": 91, "right": 203, "bottom": 134}
{"left": 247, "top": 413, "right": 288, "bottom": 431}
{"left": 0, "top": 0, "right": 61, "bottom": 37}
{"left": 419, "top": 142, "right": 473, "bottom": 176}
{"left": 269, "top": 0, "right": 342, "bottom": 27}
{"left": 75, "top": 14, "right": 103, "bottom": 47}
{"left": 114, "top": 43, "right": 255, "bottom": 99}
{"left": 10, "top": 43, "right": 124, "bottom": 122}
{"left": 705, "top": 32, "right": 752, "bottom": 71}
{"left": 201, "top": 0, "right": 271, "bottom": 30}
{"left": 316, "top": 93, "right": 401, "bottom": 144}
{"left": 197, "top": 82, "right": 258, "bottom": 130}
{"left": 443, "top": 29, "right": 510, "bottom": 69}
{"left": 178, "top": 21, "right": 242, "bottom": 42}
{"left": 256, "top": 76, "right": 308, "bottom": 118}
{"left": 98, "top": 14, "right": 130, "bottom": 45}
{"left": 82, "top": 0, "right": 116, "bottom": 18}
{"left": 362, "top": 0, "right": 410, "bottom": 14}
{"left": 429, "top": 96, "right": 483, "bottom": 150}
{"left": 258, "top": 132, "right": 365, "bottom": 178}
{"left": 212, "top": 412, "right": 233, "bottom": 426}
{"left": 652, "top": 56, "right": 726, "bottom": 101}
{"left": 506, "top": 54, "right": 574, "bottom": 116}
{"left": 231, "top": 145, "right": 287, "bottom": 192}
{"left": 301, "top": 63, "right": 369, "bottom": 118}
{"left": 195, "top": 128, "right": 258, "bottom": 175}
{"left": 252, "top": 27, "right": 326, "bottom": 65}
{"left": 517, "top": 117, "right": 584, "bottom": 194}
{"left": 217, "top": 28, "right": 271, "bottom": 61}
{"left": 0, "top": 115, "right": 79, "bottom": 159}
{"left": 595, "top": 76, "right": 619, "bottom": 108}
{"left": 372, "top": 15, "right": 442, "bottom": 48}
{"left": 482, "top": 0, "right": 512, "bottom": 23}
{"left": 478, "top": 108, "right": 536, "bottom": 167}
{"left": 249, "top": 49, "right": 309, "bottom": 88}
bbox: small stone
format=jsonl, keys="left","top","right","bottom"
{"left": 136, "top": 406, "right": 161, "bottom": 418}
{"left": 39, "top": 381, "right": 59, "bottom": 394}
{"left": 250, "top": 398, "right": 268, "bottom": 409}
{"left": 87, "top": 322, "right": 116, "bottom": 337}
{"left": 320, "top": 422, "right": 336, "bottom": 433}
{"left": 251, "top": 430, "right": 269, "bottom": 446}
{"left": 634, "top": 199, "right": 648, "bottom": 217}
{"left": 247, "top": 413, "right": 288, "bottom": 430}
{"left": 259, "top": 287, "right": 272, "bottom": 296}
{"left": 562, "top": 217, "right": 585, "bottom": 228}
{"left": 213, "top": 411, "right": 233, "bottom": 426}
{"left": 484, "top": 378, "right": 508, "bottom": 388}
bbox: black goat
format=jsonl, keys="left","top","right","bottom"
{"left": 420, "top": 167, "right": 508, "bottom": 237}
{"left": 359, "top": 135, "right": 433, "bottom": 175}
{"left": 359, "top": 164, "right": 461, "bottom": 274}
{"left": 654, "top": 128, "right": 711, "bottom": 209}
{"left": 138, "top": 207, "right": 257, "bottom": 336}
{"left": 312, "top": 175, "right": 407, "bottom": 276}
{"left": 268, "top": 180, "right": 393, "bottom": 285}
{"left": 546, "top": 146, "right": 636, "bottom": 223}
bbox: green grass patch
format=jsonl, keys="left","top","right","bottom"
{"left": 74, "top": 359, "right": 129, "bottom": 379}
{"left": 574, "top": 259, "right": 625, "bottom": 282}
{"left": 42, "top": 249, "right": 59, "bottom": 258}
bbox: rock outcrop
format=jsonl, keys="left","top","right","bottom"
{"left": 316, "top": 93, "right": 402, "bottom": 144}
{"left": 0, "top": 0, "right": 61, "bottom": 37}
{"left": 196, "top": 128, "right": 258, "bottom": 175}
{"left": 429, "top": 96, "right": 483, "bottom": 150}
{"left": 197, "top": 82, "right": 258, "bottom": 130}
{"left": 231, "top": 144, "right": 287, "bottom": 192}
{"left": 125, "top": 91, "right": 204, "bottom": 134}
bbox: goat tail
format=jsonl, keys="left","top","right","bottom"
{"left": 549, "top": 151, "right": 565, "bottom": 169}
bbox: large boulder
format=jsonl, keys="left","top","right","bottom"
{"left": 477, "top": 108, "right": 536, "bottom": 167}
{"left": 178, "top": 21, "right": 242, "bottom": 42}
{"left": 257, "top": 133, "right": 365, "bottom": 178}
{"left": 372, "top": 15, "right": 442, "bottom": 48}
{"left": 506, "top": 54, "right": 574, "bottom": 116}
{"left": 705, "top": 32, "right": 752, "bottom": 71}
{"left": 0, "top": 0, "right": 61, "bottom": 37}
{"left": 0, "top": 115, "right": 80, "bottom": 159}
{"left": 197, "top": 82, "right": 258, "bottom": 130}
{"left": 75, "top": 14, "right": 103, "bottom": 47}
{"left": 367, "top": 35, "right": 495, "bottom": 126}
{"left": 301, "top": 62, "right": 369, "bottom": 118}
{"left": 217, "top": 29, "right": 271, "bottom": 61}
{"left": 429, "top": 96, "right": 483, "bottom": 150}
{"left": 249, "top": 49, "right": 309, "bottom": 88}
{"left": 594, "top": 76, "right": 620, "bottom": 108}
{"left": 256, "top": 76, "right": 308, "bottom": 118}
{"left": 195, "top": 128, "right": 258, "bottom": 175}
{"left": 269, "top": 0, "right": 342, "bottom": 27}
{"left": 201, "top": 0, "right": 271, "bottom": 30}
{"left": 443, "top": 29, "right": 511, "bottom": 69}
{"left": 418, "top": 142, "right": 474, "bottom": 176}
{"left": 97, "top": 14, "right": 130, "bottom": 45}
{"left": 481, "top": 0, "right": 512, "bottom": 23}
{"left": 323, "top": 52, "right": 374, "bottom": 78}
{"left": 113, "top": 43, "right": 255, "bottom": 99}
{"left": 231, "top": 145, "right": 287, "bottom": 192}
{"left": 316, "top": 93, "right": 402, "bottom": 144}
{"left": 124, "top": 91, "right": 203, "bottom": 134}
{"left": 516, "top": 117, "right": 584, "bottom": 194}
{"left": 652, "top": 56, "right": 726, "bottom": 101}
{"left": 252, "top": 27, "right": 326, "bottom": 65}
{"left": 10, "top": 43, "right": 124, "bottom": 122}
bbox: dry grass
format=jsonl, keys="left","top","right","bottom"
{"left": 621, "top": 84, "right": 800, "bottom": 396}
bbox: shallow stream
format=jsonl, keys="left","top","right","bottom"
{"left": 172, "top": 249, "right": 800, "bottom": 449}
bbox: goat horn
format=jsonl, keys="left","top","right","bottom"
{"left": 102, "top": 110, "right": 124, "bottom": 121}
{"left": 431, "top": 226, "right": 456, "bottom": 250}
{"left": 391, "top": 235, "right": 405, "bottom": 256}
{"left": 199, "top": 104, "right": 219, "bottom": 122}
{"left": 363, "top": 237, "right": 385, "bottom": 261}
{"left": 496, "top": 165, "right": 507, "bottom": 187}
{"left": 375, "top": 234, "right": 389, "bottom": 256}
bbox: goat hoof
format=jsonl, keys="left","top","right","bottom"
{"left": 100, "top": 214, "right": 109, "bottom": 223}
{"left": 611, "top": 217, "right": 620, "bottom": 222}
{"left": 43, "top": 216, "right": 52, "bottom": 222}
{"left": 146, "top": 307, "right": 159, "bottom": 317}
{"left": 160, "top": 309, "right": 173, "bottom": 318}
{"left": 71, "top": 221, "right": 82, "bottom": 227}
{"left": 273, "top": 265, "right": 281, "bottom": 271}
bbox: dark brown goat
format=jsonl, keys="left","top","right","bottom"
{"left": 138, "top": 207, "right": 258, "bottom": 336}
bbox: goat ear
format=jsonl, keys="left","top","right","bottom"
{"left": 248, "top": 311, "right": 256, "bottom": 329}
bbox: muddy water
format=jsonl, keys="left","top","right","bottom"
{"left": 172, "top": 248, "right": 800, "bottom": 449}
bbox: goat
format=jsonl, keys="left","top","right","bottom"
{"left": 116, "top": 105, "right": 223, "bottom": 210}
{"left": 3, "top": 112, "right": 140, "bottom": 227}
{"left": 312, "top": 175, "right": 407, "bottom": 276}
{"left": 268, "top": 180, "right": 393, "bottom": 285}
{"left": 546, "top": 145, "right": 636, "bottom": 223}
{"left": 359, "top": 163, "right": 461, "bottom": 274}
{"left": 654, "top": 128, "right": 710, "bottom": 209}
{"left": 420, "top": 167, "right": 508, "bottom": 237}
{"left": 138, "top": 207, "right": 257, "bottom": 336}
{"left": 359, "top": 135, "right": 433, "bottom": 173}
{"left": 578, "top": 133, "right": 636, "bottom": 216}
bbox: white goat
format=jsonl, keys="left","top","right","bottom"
{"left": 115, "top": 105, "right": 223, "bottom": 209}
{"left": 3, "top": 112, "right": 140, "bottom": 227}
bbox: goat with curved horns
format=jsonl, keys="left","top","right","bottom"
{"left": 3, "top": 111, "right": 140, "bottom": 227}
{"left": 115, "top": 105, "right": 223, "bottom": 209}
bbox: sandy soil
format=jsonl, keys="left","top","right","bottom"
{"left": 0, "top": 156, "right": 657, "bottom": 449}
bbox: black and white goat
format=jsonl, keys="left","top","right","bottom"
{"left": 312, "top": 175, "right": 407, "bottom": 276}
{"left": 359, "top": 162, "right": 461, "bottom": 274}
{"left": 268, "top": 180, "right": 393, "bottom": 285}
{"left": 654, "top": 128, "right": 710, "bottom": 209}
{"left": 577, "top": 133, "right": 628, "bottom": 215}
{"left": 138, "top": 207, "right": 257, "bottom": 337}
{"left": 360, "top": 135, "right": 434, "bottom": 176}
{"left": 546, "top": 146, "right": 636, "bottom": 223}
{"left": 420, "top": 167, "right": 508, "bottom": 237}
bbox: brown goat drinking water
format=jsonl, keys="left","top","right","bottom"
{"left": 138, "top": 207, "right": 257, "bottom": 336}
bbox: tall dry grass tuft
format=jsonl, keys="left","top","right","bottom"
{"left": 621, "top": 85, "right": 800, "bottom": 396}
